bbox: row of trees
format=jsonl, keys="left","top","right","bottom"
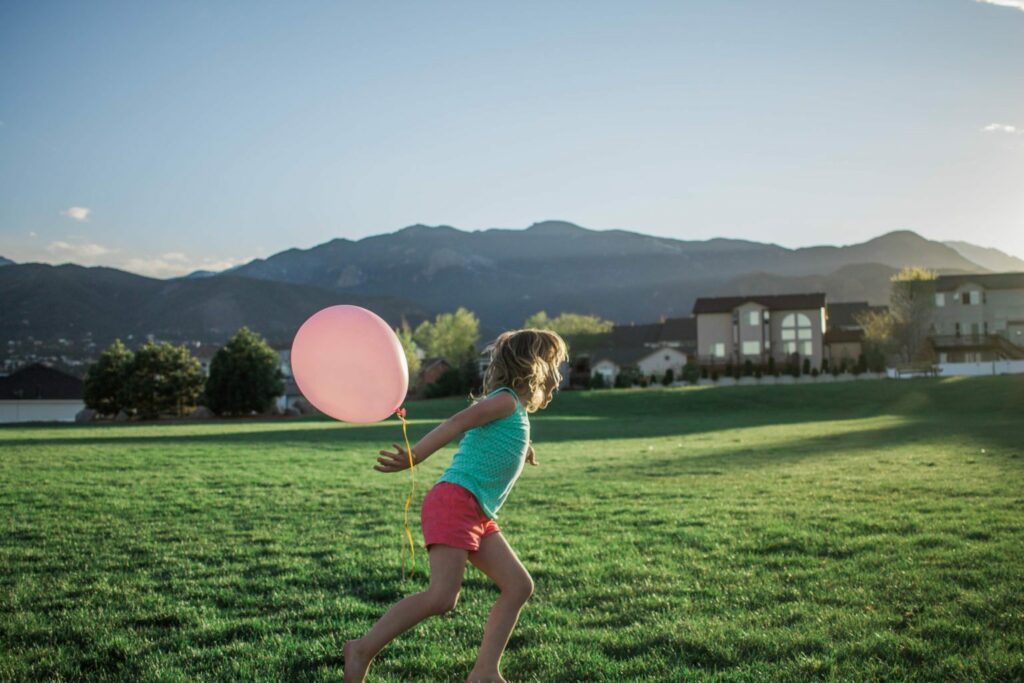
{"left": 396, "top": 308, "right": 614, "bottom": 397}
{"left": 84, "top": 327, "right": 284, "bottom": 419}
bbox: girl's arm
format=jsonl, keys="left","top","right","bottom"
{"left": 374, "top": 392, "right": 518, "bottom": 472}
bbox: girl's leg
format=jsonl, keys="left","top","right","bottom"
{"left": 465, "top": 532, "right": 534, "bottom": 682}
{"left": 344, "top": 544, "right": 468, "bottom": 683}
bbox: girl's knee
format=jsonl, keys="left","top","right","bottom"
{"left": 425, "top": 588, "right": 461, "bottom": 614}
{"left": 504, "top": 576, "right": 534, "bottom": 603}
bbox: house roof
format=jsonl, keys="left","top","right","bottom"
{"left": 933, "top": 272, "right": 1024, "bottom": 292}
{"left": 0, "top": 362, "right": 84, "bottom": 400}
{"left": 591, "top": 345, "right": 687, "bottom": 368}
{"left": 826, "top": 302, "right": 887, "bottom": 329}
{"left": 659, "top": 317, "right": 697, "bottom": 344}
{"left": 692, "top": 293, "right": 827, "bottom": 315}
{"left": 610, "top": 323, "right": 662, "bottom": 347}
{"left": 823, "top": 329, "right": 864, "bottom": 344}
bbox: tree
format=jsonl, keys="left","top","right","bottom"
{"left": 888, "top": 266, "right": 938, "bottom": 366}
{"left": 414, "top": 307, "right": 480, "bottom": 367}
{"left": 523, "top": 311, "right": 614, "bottom": 335}
{"left": 395, "top": 321, "right": 422, "bottom": 384}
{"left": 83, "top": 339, "right": 135, "bottom": 416}
{"left": 126, "top": 340, "right": 205, "bottom": 419}
{"left": 661, "top": 368, "right": 675, "bottom": 386}
{"left": 204, "top": 327, "right": 285, "bottom": 417}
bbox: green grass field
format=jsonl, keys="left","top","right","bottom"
{"left": 2, "top": 376, "right": 1022, "bottom": 682}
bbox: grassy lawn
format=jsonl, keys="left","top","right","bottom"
{"left": 2, "top": 376, "right": 1022, "bottom": 682}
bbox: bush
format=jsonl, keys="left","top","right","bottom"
{"left": 661, "top": 368, "right": 674, "bottom": 386}
{"left": 589, "top": 373, "right": 607, "bottom": 390}
{"left": 711, "top": 371, "right": 719, "bottom": 381}
{"left": 802, "top": 358, "right": 811, "bottom": 375}
{"left": 821, "top": 358, "right": 830, "bottom": 373}
{"left": 755, "top": 369, "right": 762, "bottom": 379}
{"left": 743, "top": 359, "right": 754, "bottom": 376}
{"left": 83, "top": 339, "right": 135, "bottom": 416}
{"left": 424, "top": 367, "right": 465, "bottom": 398}
{"left": 700, "top": 366, "right": 709, "bottom": 379}
{"left": 204, "top": 328, "right": 284, "bottom": 417}
{"left": 129, "top": 339, "right": 206, "bottom": 419}
{"left": 682, "top": 363, "right": 700, "bottom": 384}
{"left": 811, "top": 368, "right": 819, "bottom": 377}
{"left": 767, "top": 356, "right": 776, "bottom": 374}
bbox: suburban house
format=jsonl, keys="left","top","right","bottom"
{"left": 823, "top": 301, "right": 888, "bottom": 369}
{"left": 590, "top": 346, "right": 689, "bottom": 385}
{"left": 925, "top": 272, "right": 1024, "bottom": 362}
{"left": 0, "top": 362, "right": 85, "bottom": 423}
{"left": 693, "top": 293, "right": 827, "bottom": 369}
{"left": 588, "top": 317, "right": 697, "bottom": 384}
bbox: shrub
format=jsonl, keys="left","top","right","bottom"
{"left": 802, "top": 358, "right": 811, "bottom": 375}
{"left": 661, "top": 368, "right": 674, "bottom": 386}
{"left": 743, "top": 359, "right": 753, "bottom": 376}
{"left": 131, "top": 339, "right": 206, "bottom": 419}
{"left": 683, "top": 363, "right": 700, "bottom": 384}
{"left": 711, "top": 371, "right": 719, "bottom": 381}
{"left": 204, "top": 328, "right": 284, "bottom": 417}
{"left": 83, "top": 339, "right": 135, "bottom": 416}
{"left": 588, "top": 373, "right": 607, "bottom": 390}
{"left": 755, "top": 369, "right": 762, "bottom": 379}
{"left": 811, "top": 368, "right": 819, "bottom": 377}
{"left": 700, "top": 366, "right": 709, "bottom": 379}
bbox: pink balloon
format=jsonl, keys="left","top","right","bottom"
{"left": 291, "top": 305, "right": 409, "bottom": 423}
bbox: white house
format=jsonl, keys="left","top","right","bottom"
{"left": 591, "top": 346, "right": 689, "bottom": 385}
{"left": 0, "top": 363, "right": 85, "bottom": 424}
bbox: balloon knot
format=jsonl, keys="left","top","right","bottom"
{"left": 396, "top": 407, "right": 407, "bottom": 419}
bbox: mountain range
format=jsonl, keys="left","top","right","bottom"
{"left": 2, "top": 222, "right": 1021, "bottom": 349}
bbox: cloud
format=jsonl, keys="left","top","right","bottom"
{"left": 60, "top": 206, "right": 91, "bottom": 221}
{"left": 982, "top": 123, "right": 1022, "bottom": 134}
{"left": 975, "top": 0, "right": 1024, "bottom": 10}
{"left": 47, "top": 240, "right": 115, "bottom": 259}
{"left": 29, "top": 231, "right": 37, "bottom": 238}
{"left": 30, "top": 238, "right": 252, "bottom": 278}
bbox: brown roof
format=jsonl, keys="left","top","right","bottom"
{"left": 827, "top": 302, "right": 888, "bottom": 330}
{"left": 0, "top": 363, "right": 84, "bottom": 400}
{"left": 933, "top": 272, "right": 1024, "bottom": 292}
{"left": 824, "top": 329, "right": 864, "bottom": 344}
{"left": 692, "top": 293, "right": 827, "bottom": 315}
{"left": 659, "top": 317, "right": 697, "bottom": 344}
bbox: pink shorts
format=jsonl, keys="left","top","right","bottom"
{"left": 421, "top": 482, "right": 501, "bottom": 552}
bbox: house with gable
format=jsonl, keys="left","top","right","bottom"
{"left": 925, "top": 272, "right": 1024, "bottom": 362}
{"left": 588, "top": 316, "right": 696, "bottom": 385}
{"left": 693, "top": 293, "right": 827, "bottom": 370}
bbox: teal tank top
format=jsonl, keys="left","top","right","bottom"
{"left": 435, "top": 386, "right": 530, "bottom": 520}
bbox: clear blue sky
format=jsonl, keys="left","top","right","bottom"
{"left": 1, "top": 0, "right": 1022, "bottom": 278}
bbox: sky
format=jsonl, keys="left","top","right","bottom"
{"left": 1, "top": 0, "right": 1023, "bottom": 279}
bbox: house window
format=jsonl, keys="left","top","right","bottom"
{"left": 742, "top": 341, "right": 760, "bottom": 355}
{"left": 712, "top": 343, "right": 725, "bottom": 358}
{"left": 935, "top": 293, "right": 945, "bottom": 307}
{"left": 955, "top": 323, "right": 961, "bottom": 336}
{"left": 983, "top": 322, "right": 988, "bottom": 335}
{"left": 970, "top": 290, "right": 981, "bottom": 305}
{"left": 783, "top": 341, "right": 797, "bottom": 354}
{"left": 664, "top": 354, "right": 670, "bottom": 361}
{"left": 802, "top": 341, "right": 813, "bottom": 357}
{"left": 748, "top": 311, "right": 759, "bottom": 326}
{"left": 971, "top": 323, "right": 980, "bottom": 336}
{"left": 781, "top": 313, "right": 813, "bottom": 342}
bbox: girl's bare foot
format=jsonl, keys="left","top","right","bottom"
{"left": 343, "top": 639, "right": 374, "bottom": 683}
{"left": 466, "top": 670, "right": 507, "bottom": 683}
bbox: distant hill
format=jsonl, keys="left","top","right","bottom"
{"left": 0, "top": 223, "right": 999, "bottom": 347}
{"left": 229, "top": 222, "right": 985, "bottom": 328}
{"left": 0, "top": 256, "right": 14, "bottom": 267}
{"left": 944, "top": 241, "right": 1024, "bottom": 273}
{"left": 0, "top": 263, "right": 430, "bottom": 348}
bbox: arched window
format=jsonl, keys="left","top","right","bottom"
{"left": 781, "top": 313, "right": 813, "bottom": 356}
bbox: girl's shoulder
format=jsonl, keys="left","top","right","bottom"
{"left": 485, "top": 386, "right": 523, "bottom": 411}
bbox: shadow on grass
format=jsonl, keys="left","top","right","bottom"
{"left": 1, "top": 376, "right": 1021, "bottom": 456}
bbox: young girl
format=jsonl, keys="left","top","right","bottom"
{"left": 343, "top": 328, "right": 568, "bottom": 683}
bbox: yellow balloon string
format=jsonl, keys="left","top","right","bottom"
{"left": 396, "top": 408, "right": 418, "bottom": 581}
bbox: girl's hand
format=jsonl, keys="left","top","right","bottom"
{"left": 375, "top": 443, "right": 416, "bottom": 473}
{"left": 525, "top": 444, "right": 538, "bottom": 466}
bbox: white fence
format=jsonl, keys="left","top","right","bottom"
{"left": 936, "top": 360, "right": 1024, "bottom": 377}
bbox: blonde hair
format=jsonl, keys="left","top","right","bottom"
{"left": 474, "top": 329, "right": 569, "bottom": 413}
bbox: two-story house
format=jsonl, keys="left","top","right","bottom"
{"left": 693, "top": 293, "right": 827, "bottom": 369}
{"left": 926, "top": 272, "right": 1024, "bottom": 362}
